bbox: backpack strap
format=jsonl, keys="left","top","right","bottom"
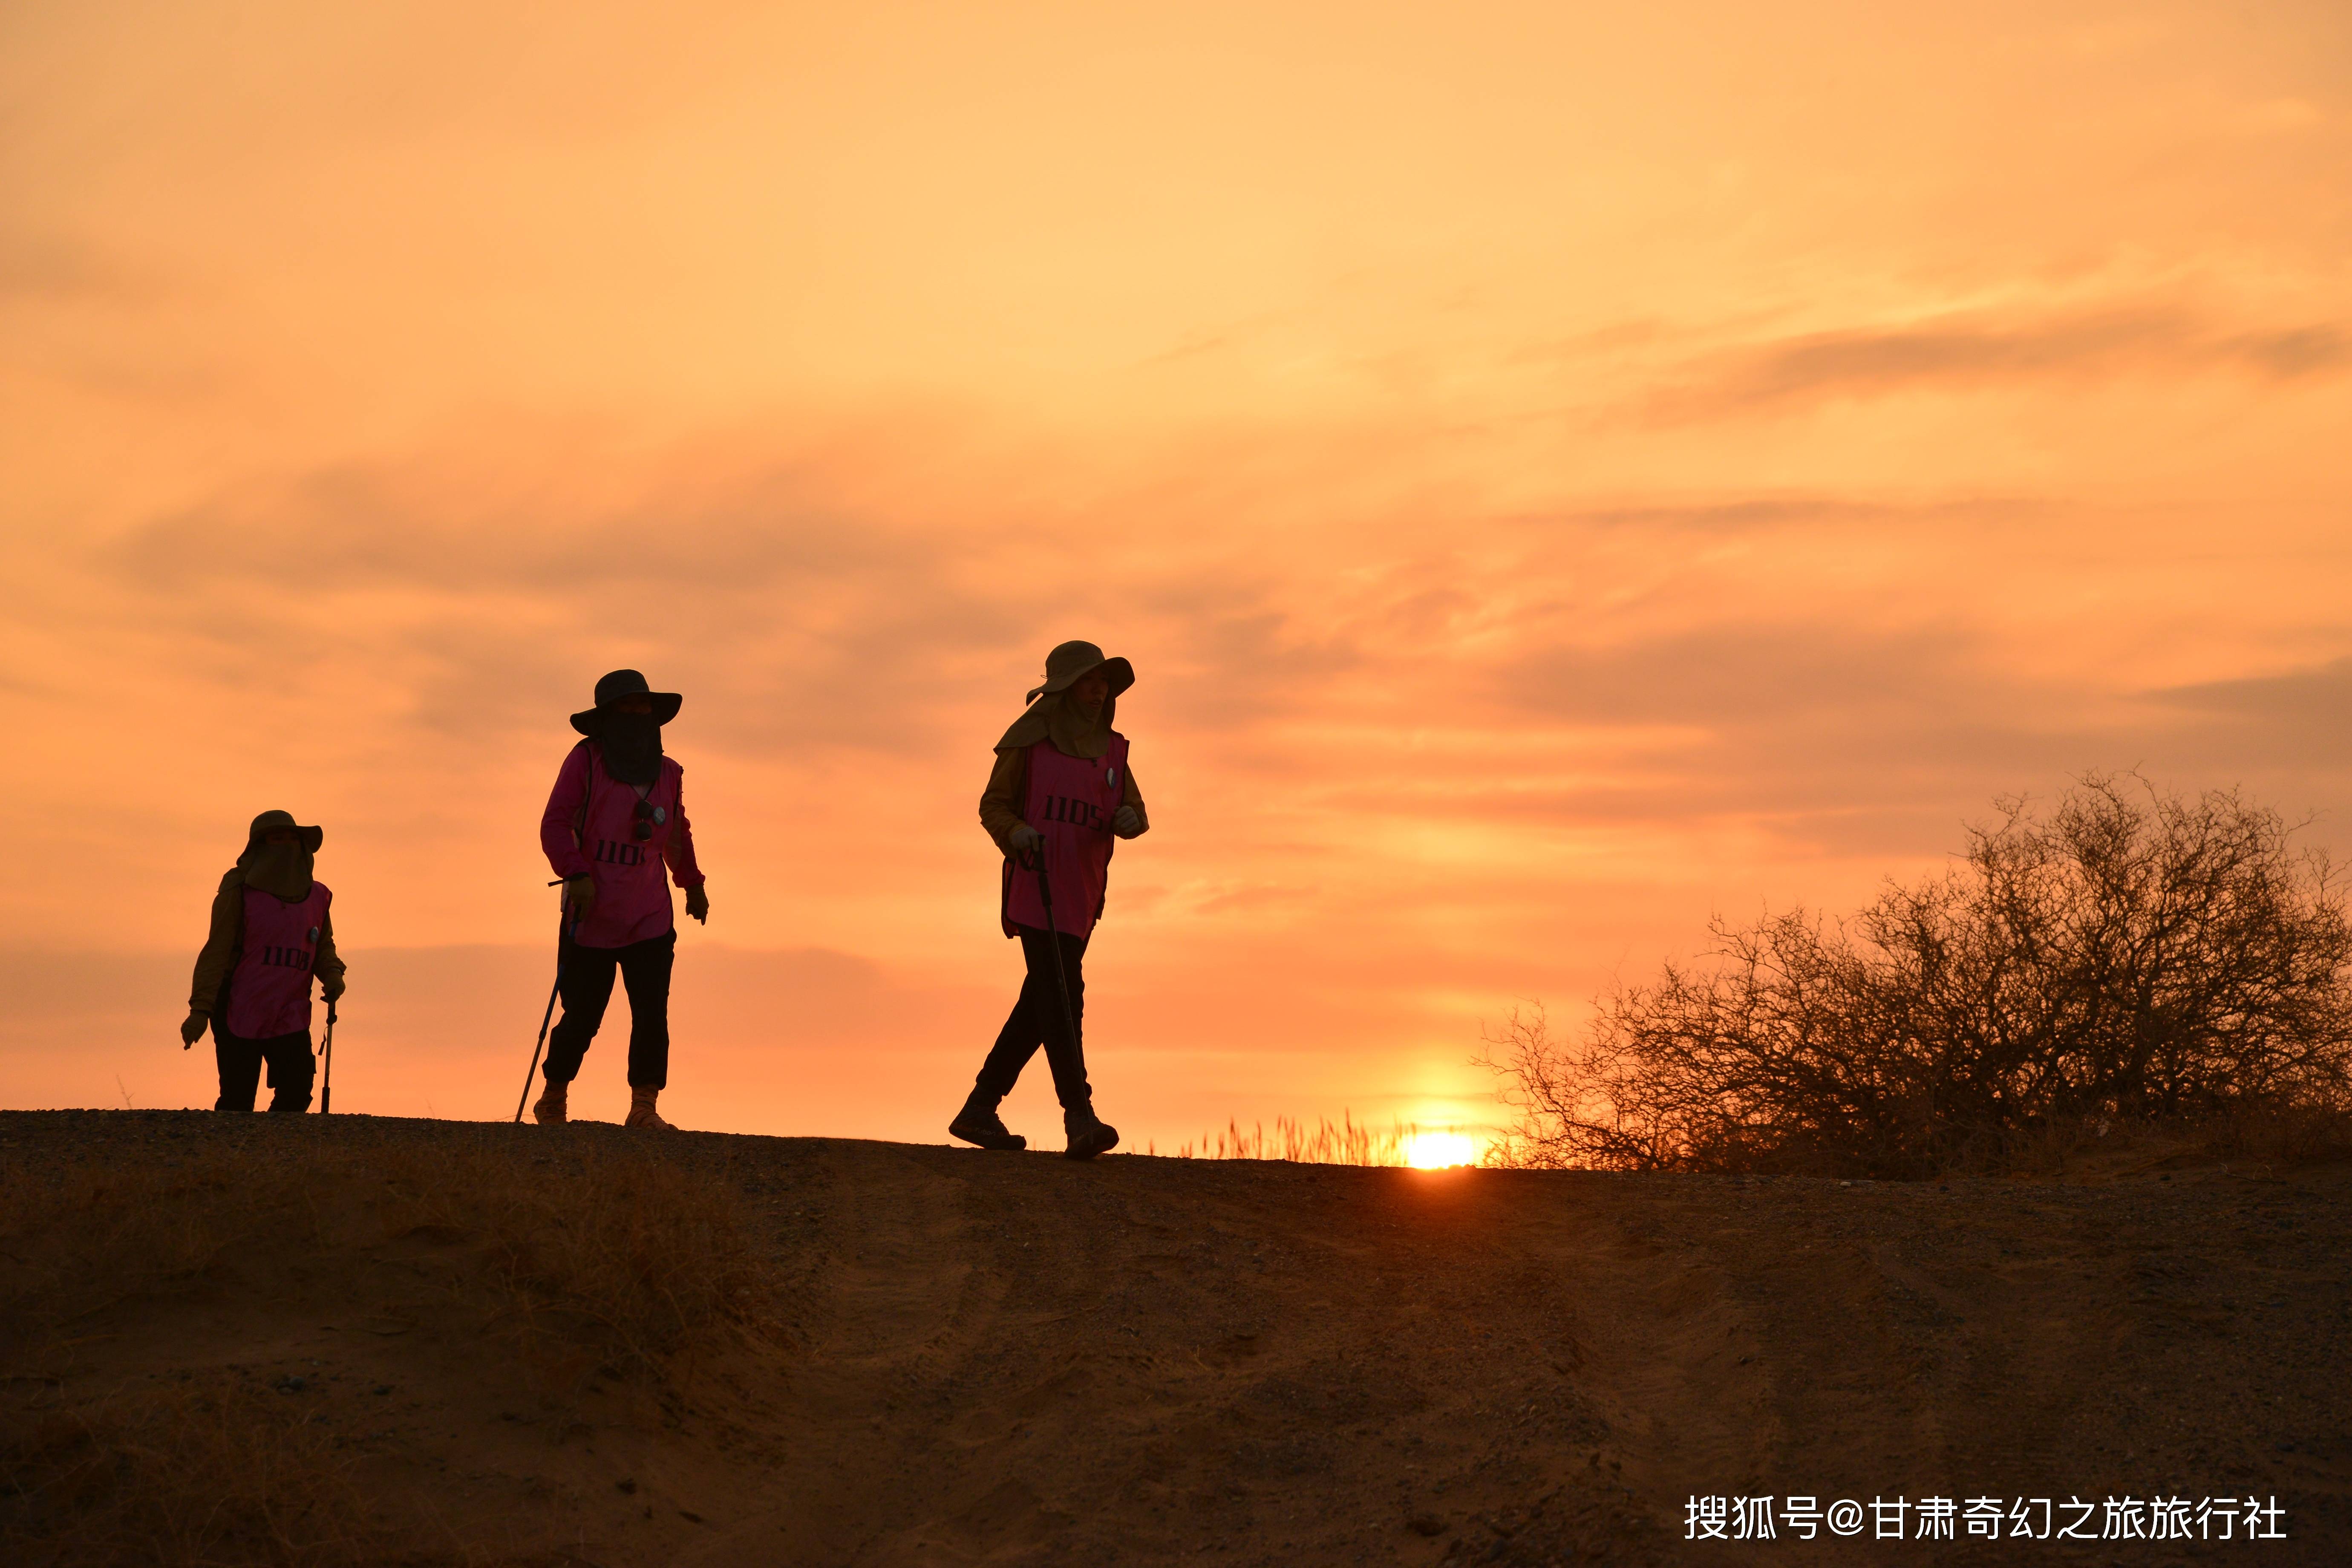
{"left": 571, "top": 739, "right": 597, "bottom": 850}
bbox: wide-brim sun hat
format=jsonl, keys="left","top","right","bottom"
{"left": 570, "top": 668, "right": 683, "bottom": 735}
{"left": 1025, "top": 640, "right": 1135, "bottom": 704}
{"left": 243, "top": 809, "right": 323, "bottom": 856}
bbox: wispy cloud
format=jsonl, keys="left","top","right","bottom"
{"left": 2143, "top": 657, "right": 2352, "bottom": 768}
{"left": 0, "top": 226, "right": 127, "bottom": 300}
{"left": 2155, "top": 656, "right": 2352, "bottom": 721}
{"left": 1654, "top": 308, "right": 2351, "bottom": 418}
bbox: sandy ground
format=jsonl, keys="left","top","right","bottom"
{"left": 2, "top": 1109, "right": 2347, "bottom": 1565}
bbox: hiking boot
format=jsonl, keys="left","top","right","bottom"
{"left": 625, "top": 1086, "right": 673, "bottom": 1130}
{"left": 1062, "top": 1104, "right": 1119, "bottom": 1162}
{"left": 948, "top": 1090, "right": 1027, "bottom": 1151}
{"left": 531, "top": 1079, "right": 569, "bottom": 1125}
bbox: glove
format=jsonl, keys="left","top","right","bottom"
{"left": 1008, "top": 824, "right": 1043, "bottom": 859}
{"left": 565, "top": 874, "right": 597, "bottom": 917}
{"left": 1113, "top": 804, "right": 1141, "bottom": 837}
{"left": 321, "top": 976, "right": 346, "bottom": 1005}
{"left": 180, "top": 1010, "right": 208, "bottom": 1049}
{"left": 685, "top": 884, "right": 709, "bottom": 924}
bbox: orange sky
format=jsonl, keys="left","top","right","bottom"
{"left": 5, "top": 1, "right": 2349, "bottom": 1148}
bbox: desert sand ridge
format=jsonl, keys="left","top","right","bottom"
{"left": 2, "top": 1109, "right": 2346, "bottom": 1565}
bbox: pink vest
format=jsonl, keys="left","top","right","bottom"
{"left": 1003, "top": 735, "right": 1129, "bottom": 942}
{"left": 570, "top": 748, "right": 686, "bottom": 948}
{"left": 225, "top": 882, "right": 331, "bottom": 1039}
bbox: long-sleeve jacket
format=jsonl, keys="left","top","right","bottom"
{"left": 539, "top": 744, "right": 706, "bottom": 883}
{"left": 979, "top": 744, "right": 1149, "bottom": 853}
{"left": 540, "top": 741, "right": 704, "bottom": 947}
{"left": 188, "top": 869, "right": 346, "bottom": 1015}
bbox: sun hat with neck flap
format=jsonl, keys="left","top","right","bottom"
{"left": 237, "top": 809, "right": 323, "bottom": 902}
{"left": 1024, "top": 641, "right": 1133, "bottom": 704}
{"left": 239, "top": 809, "right": 323, "bottom": 858}
{"left": 999, "top": 641, "right": 1134, "bottom": 758}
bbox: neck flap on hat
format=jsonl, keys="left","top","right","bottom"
{"left": 995, "top": 688, "right": 1115, "bottom": 759}
{"left": 597, "top": 712, "right": 665, "bottom": 785}
{"left": 241, "top": 842, "right": 314, "bottom": 902}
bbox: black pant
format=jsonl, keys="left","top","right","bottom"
{"left": 215, "top": 1028, "right": 314, "bottom": 1113}
{"left": 974, "top": 925, "right": 1091, "bottom": 1111}
{"left": 544, "top": 929, "right": 675, "bottom": 1090}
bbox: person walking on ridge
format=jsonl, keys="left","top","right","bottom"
{"left": 952, "top": 640, "right": 1149, "bottom": 1159}
{"left": 533, "top": 669, "right": 709, "bottom": 1130}
{"left": 181, "top": 810, "right": 346, "bottom": 1113}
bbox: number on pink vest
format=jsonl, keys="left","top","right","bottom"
{"left": 570, "top": 746, "right": 686, "bottom": 948}
{"left": 1005, "top": 735, "right": 1129, "bottom": 941}
{"left": 226, "top": 882, "right": 331, "bottom": 1040}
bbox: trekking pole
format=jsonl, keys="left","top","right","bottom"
{"left": 319, "top": 1003, "right": 337, "bottom": 1115}
{"left": 1030, "top": 843, "right": 1084, "bottom": 1070}
{"left": 514, "top": 880, "right": 575, "bottom": 1124}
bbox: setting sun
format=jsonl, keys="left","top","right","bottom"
{"left": 1403, "top": 1130, "right": 1482, "bottom": 1170}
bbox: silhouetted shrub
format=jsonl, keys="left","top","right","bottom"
{"left": 1486, "top": 775, "right": 2352, "bottom": 1176}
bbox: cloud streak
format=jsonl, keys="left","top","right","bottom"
{"left": 1654, "top": 308, "right": 2351, "bottom": 418}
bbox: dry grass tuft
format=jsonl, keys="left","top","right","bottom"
{"left": 2, "top": 1376, "right": 372, "bottom": 1568}
{"left": 1150, "top": 1113, "right": 1444, "bottom": 1165}
{"left": 2199, "top": 1096, "right": 2352, "bottom": 1169}
{"left": 0, "top": 1156, "right": 264, "bottom": 1326}
{"left": 0, "top": 1138, "right": 781, "bottom": 1377}
{"left": 377, "top": 1141, "right": 781, "bottom": 1376}
{"left": 0, "top": 1130, "right": 784, "bottom": 1566}
{"left": 1977, "top": 1099, "right": 2352, "bottom": 1179}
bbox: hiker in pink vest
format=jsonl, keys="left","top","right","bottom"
{"left": 532, "top": 669, "right": 709, "bottom": 1130}
{"left": 180, "top": 810, "right": 347, "bottom": 1113}
{"left": 953, "top": 640, "right": 1150, "bottom": 1159}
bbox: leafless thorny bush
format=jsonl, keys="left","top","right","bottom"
{"left": 1484, "top": 776, "right": 2352, "bottom": 1178}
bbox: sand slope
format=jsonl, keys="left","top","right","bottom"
{"left": 2, "top": 1110, "right": 2346, "bottom": 1565}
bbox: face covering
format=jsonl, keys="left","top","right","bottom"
{"left": 599, "top": 711, "right": 665, "bottom": 785}
{"left": 1045, "top": 689, "right": 1113, "bottom": 759}
{"left": 243, "top": 842, "right": 314, "bottom": 902}
{"left": 996, "top": 687, "right": 1118, "bottom": 758}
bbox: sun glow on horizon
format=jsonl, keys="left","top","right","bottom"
{"left": 1402, "top": 1129, "right": 1482, "bottom": 1169}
